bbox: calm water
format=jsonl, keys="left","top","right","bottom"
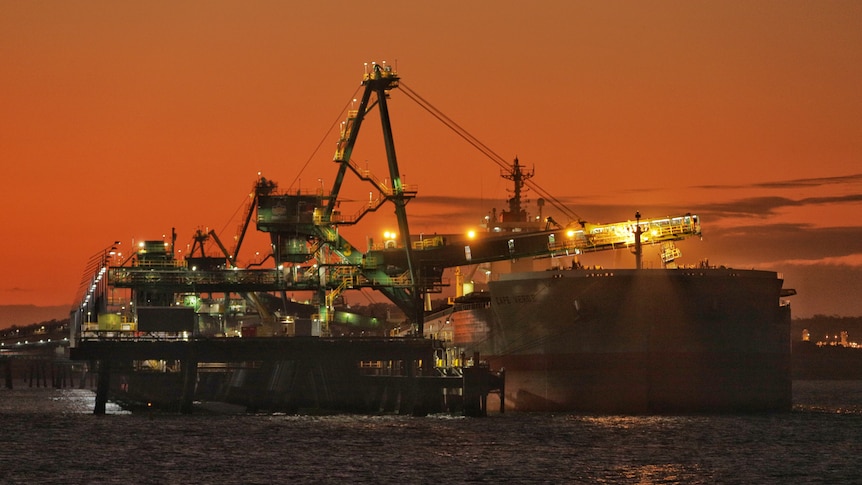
{"left": 2, "top": 381, "right": 862, "bottom": 484}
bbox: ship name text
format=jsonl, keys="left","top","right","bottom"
{"left": 495, "top": 294, "right": 536, "bottom": 305}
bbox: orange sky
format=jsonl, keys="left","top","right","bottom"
{"left": 1, "top": 1, "right": 861, "bottom": 318}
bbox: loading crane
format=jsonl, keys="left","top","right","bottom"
{"left": 97, "top": 63, "right": 702, "bottom": 339}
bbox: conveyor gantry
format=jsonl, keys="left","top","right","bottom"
{"left": 107, "top": 213, "right": 700, "bottom": 295}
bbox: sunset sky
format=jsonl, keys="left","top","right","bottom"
{"left": 1, "top": 1, "right": 860, "bottom": 319}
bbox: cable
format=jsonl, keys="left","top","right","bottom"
{"left": 399, "top": 82, "right": 582, "bottom": 223}
{"left": 218, "top": 190, "right": 254, "bottom": 239}
{"left": 287, "top": 85, "right": 362, "bottom": 192}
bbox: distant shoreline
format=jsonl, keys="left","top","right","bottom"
{"left": 0, "top": 304, "right": 70, "bottom": 329}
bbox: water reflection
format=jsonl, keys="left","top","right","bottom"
{"left": 0, "top": 389, "right": 129, "bottom": 415}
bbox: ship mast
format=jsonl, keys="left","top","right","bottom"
{"left": 634, "top": 211, "right": 643, "bottom": 269}
{"left": 500, "top": 157, "right": 534, "bottom": 223}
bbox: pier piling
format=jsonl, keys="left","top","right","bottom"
{"left": 2, "top": 358, "right": 12, "bottom": 389}
{"left": 94, "top": 360, "right": 111, "bottom": 415}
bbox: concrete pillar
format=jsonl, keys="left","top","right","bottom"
{"left": 3, "top": 359, "right": 12, "bottom": 389}
{"left": 180, "top": 356, "right": 198, "bottom": 414}
{"left": 94, "top": 360, "right": 111, "bottom": 415}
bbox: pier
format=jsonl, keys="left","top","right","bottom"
{"left": 0, "top": 321, "right": 94, "bottom": 391}
{"left": 70, "top": 335, "right": 504, "bottom": 416}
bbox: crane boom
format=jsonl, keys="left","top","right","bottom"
{"left": 366, "top": 213, "right": 701, "bottom": 272}
{"left": 568, "top": 214, "right": 701, "bottom": 253}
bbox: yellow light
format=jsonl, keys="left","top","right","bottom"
{"left": 467, "top": 230, "right": 476, "bottom": 239}
{"left": 566, "top": 229, "right": 576, "bottom": 238}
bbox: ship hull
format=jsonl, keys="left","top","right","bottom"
{"left": 462, "top": 268, "right": 791, "bottom": 413}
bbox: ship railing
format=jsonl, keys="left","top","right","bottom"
{"left": 352, "top": 271, "right": 413, "bottom": 288}
{"left": 364, "top": 235, "right": 445, "bottom": 252}
{"left": 341, "top": 158, "right": 419, "bottom": 197}
{"left": 645, "top": 220, "right": 700, "bottom": 239}
{"left": 572, "top": 215, "right": 700, "bottom": 249}
{"left": 78, "top": 330, "right": 194, "bottom": 342}
{"left": 345, "top": 158, "right": 391, "bottom": 195}
{"left": 108, "top": 267, "right": 281, "bottom": 286}
{"left": 326, "top": 273, "right": 355, "bottom": 308}
{"left": 302, "top": 265, "right": 318, "bottom": 279}
{"left": 389, "top": 272, "right": 412, "bottom": 287}
{"left": 275, "top": 187, "right": 327, "bottom": 197}
{"left": 334, "top": 110, "right": 359, "bottom": 160}
{"left": 412, "top": 236, "right": 445, "bottom": 250}
{"left": 324, "top": 196, "right": 386, "bottom": 225}
{"left": 363, "top": 63, "right": 397, "bottom": 81}
{"left": 132, "top": 259, "right": 186, "bottom": 269}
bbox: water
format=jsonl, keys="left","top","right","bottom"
{"left": 2, "top": 382, "right": 862, "bottom": 484}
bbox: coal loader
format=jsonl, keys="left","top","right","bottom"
{"left": 69, "top": 63, "right": 793, "bottom": 414}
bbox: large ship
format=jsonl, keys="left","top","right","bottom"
{"left": 484, "top": 268, "right": 791, "bottom": 413}
{"left": 426, "top": 160, "right": 793, "bottom": 413}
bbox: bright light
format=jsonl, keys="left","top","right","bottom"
{"left": 467, "top": 230, "right": 476, "bottom": 239}
{"left": 566, "top": 229, "right": 576, "bottom": 238}
{"left": 384, "top": 231, "right": 397, "bottom": 240}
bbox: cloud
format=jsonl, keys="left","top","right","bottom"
{"left": 694, "top": 173, "right": 862, "bottom": 190}
{"left": 799, "top": 194, "right": 862, "bottom": 205}
{"left": 755, "top": 173, "right": 862, "bottom": 189}
{"left": 538, "top": 190, "right": 862, "bottom": 225}
{"left": 777, "top": 254, "right": 862, "bottom": 267}
{"left": 688, "top": 194, "right": 862, "bottom": 219}
{"left": 2, "top": 287, "right": 31, "bottom": 293}
{"left": 697, "top": 224, "right": 862, "bottom": 266}
{"left": 694, "top": 197, "right": 795, "bottom": 218}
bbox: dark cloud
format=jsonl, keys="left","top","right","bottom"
{"left": 691, "top": 193, "right": 862, "bottom": 220}
{"left": 412, "top": 195, "right": 492, "bottom": 206}
{"left": 693, "top": 173, "right": 862, "bottom": 190}
{"left": 2, "top": 287, "right": 30, "bottom": 293}
{"left": 800, "top": 193, "right": 862, "bottom": 205}
{"left": 754, "top": 173, "right": 862, "bottom": 189}
{"left": 693, "top": 197, "right": 795, "bottom": 218}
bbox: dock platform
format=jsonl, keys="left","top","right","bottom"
{"left": 70, "top": 336, "right": 503, "bottom": 416}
